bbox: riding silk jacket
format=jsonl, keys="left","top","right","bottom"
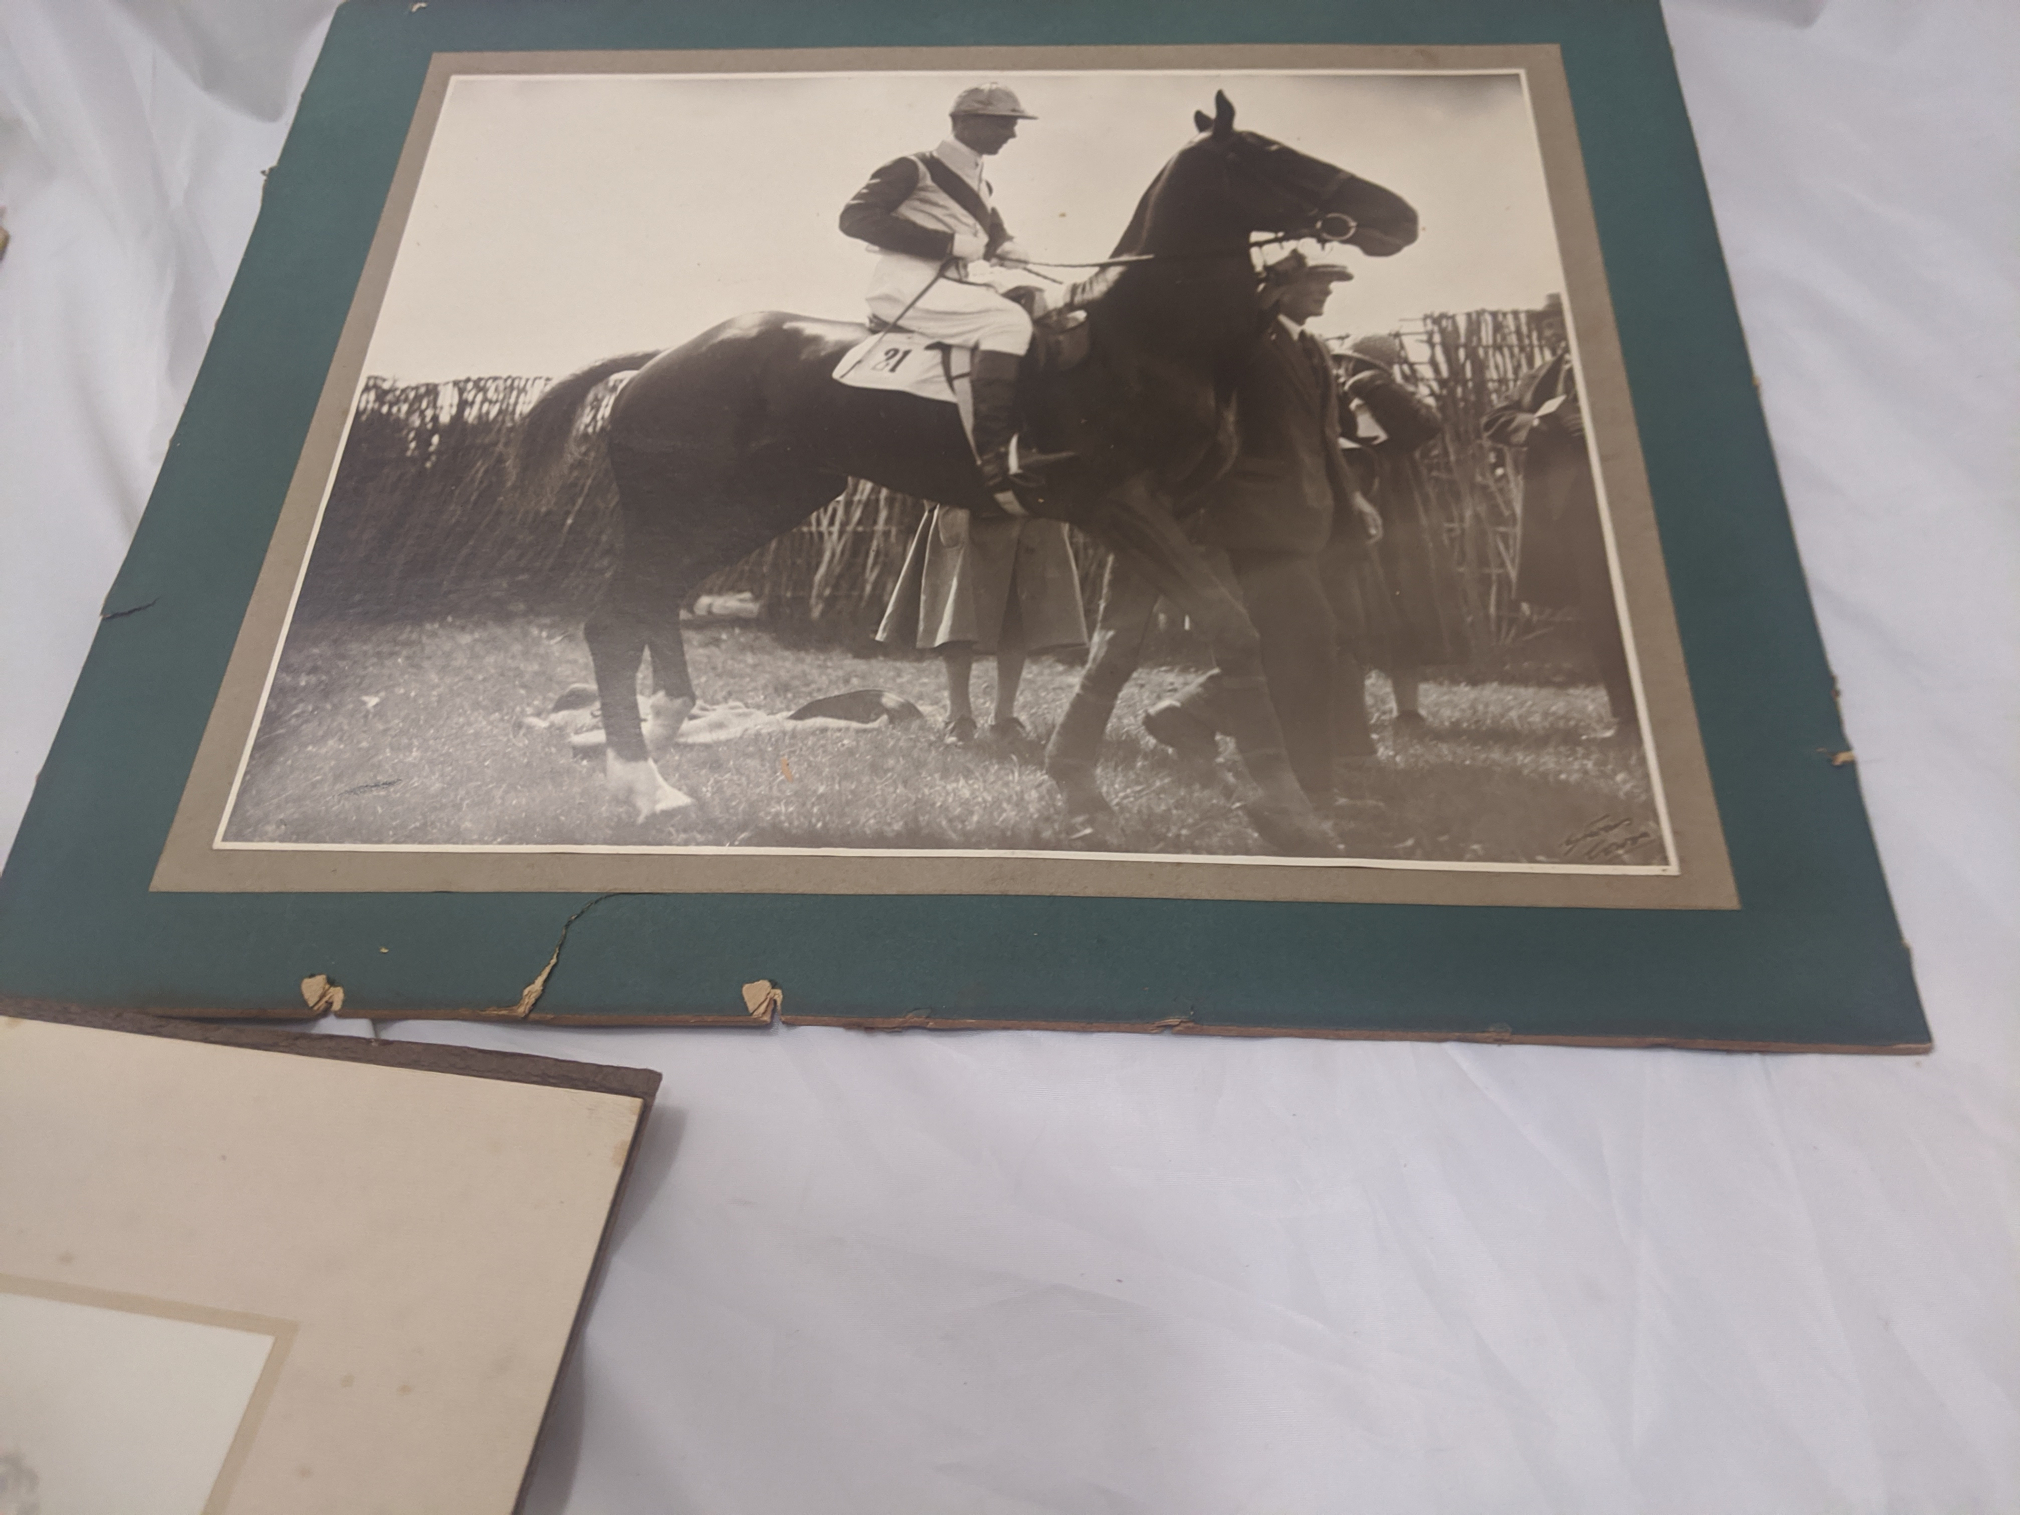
{"left": 839, "top": 137, "right": 1017, "bottom": 272}
{"left": 1192, "top": 319, "right": 1364, "bottom": 559}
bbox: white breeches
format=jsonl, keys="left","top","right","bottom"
{"left": 866, "top": 254, "right": 1033, "bottom": 355}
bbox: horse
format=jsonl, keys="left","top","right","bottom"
{"left": 514, "top": 92, "right": 1418, "bottom": 855}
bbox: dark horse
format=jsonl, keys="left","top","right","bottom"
{"left": 515, "top": 93, "right": 1417, "bottom": 853}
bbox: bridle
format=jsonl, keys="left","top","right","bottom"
{"left": 1014, "top": 164, "right": 1362, "bottom": 275}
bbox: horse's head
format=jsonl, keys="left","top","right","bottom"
{"left": 1188, "top": 91, "right": 1419, "bottom": 259}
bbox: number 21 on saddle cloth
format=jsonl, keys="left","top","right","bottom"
{"left": 833, "top": 328, "right": 973, "bottom": 403}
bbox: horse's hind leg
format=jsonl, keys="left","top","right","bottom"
{"left": 1045, "top": 555, "right": 1159, "bottom": 828}
{"left": 585, "top": 446, "right": 697, "bottom": 818}
{"left": 585, "top": 565, "right": 694, "bottom": 818}
{"left": 641, "top": 596, "right": 696, "bottom": 747}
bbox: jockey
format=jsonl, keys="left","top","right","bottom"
{"left": 839, "top": 84, "right": 1039, "bottom": 500}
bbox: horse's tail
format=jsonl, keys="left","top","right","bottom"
{"left": 512, "top": 350, "right": 661, "bottom": 498}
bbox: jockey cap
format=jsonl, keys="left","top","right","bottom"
{"left": 951, "top": 84, "right": 1038, "bottom": 119}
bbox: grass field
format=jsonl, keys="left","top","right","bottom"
{"left": 226, "top": 616, "right": 1667, "bottom": 865}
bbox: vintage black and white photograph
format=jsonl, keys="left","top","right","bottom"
{"left": 192, "top": 55, "right": 1723, "bottom": 892}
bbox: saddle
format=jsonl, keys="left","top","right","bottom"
{"left": 1031, "top": 304, "right": 1096, "bottom": 374}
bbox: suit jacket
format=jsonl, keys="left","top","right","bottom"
{"left": 1193, "top": 320, "right": 1359, "bottom": 558}
{"left": 1481, "top": 350, "right": 1588, "bottom": 512}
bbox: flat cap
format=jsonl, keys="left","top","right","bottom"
{"left": 951, "top": 84, "right": 1037, "bottom": 119}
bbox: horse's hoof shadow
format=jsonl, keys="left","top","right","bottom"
{"left": 1146, "top": 749, "right": 1221, "bottom": 789}
{"left": 628, "top": 796, "right": 703, "bottom": 827}
{"left": 1241, "top": 801, "right": 1341, "bottom": 858}
{"left": 1061, "top": 799, "right": 1123, "bottom": 849}
{"left": 1064, "top": 818, "right": 1119, "bottom": 850}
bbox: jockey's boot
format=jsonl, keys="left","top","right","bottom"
{"left": 969, "top": 349, "right": 1023, "bottom": 505}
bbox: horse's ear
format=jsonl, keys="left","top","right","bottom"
{"left": 1213, "top": 91, "right": 1235, "bottom": 138}
{"left": 1194, "top": 109, "right": 1213, "bottom": 133}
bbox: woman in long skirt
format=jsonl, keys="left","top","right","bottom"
{"left": 873, "top": 484, "right": 1089, "bottom": 745}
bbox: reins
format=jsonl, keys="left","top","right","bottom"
{"left": 865, "top": 208, "right": 1356, "bottom": 330}
{"left": 1010, "top": 219, "right": 1358, "bottom": 276}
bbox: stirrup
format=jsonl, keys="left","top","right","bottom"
{"left": 977, "top": 444, "right": 1031, "bottom": 518}
{"left": 1008, "top": 434, "right": 1076, "bottom": 480}
{"left": 983, "top": 436, "right": 1073, "bottom": 517}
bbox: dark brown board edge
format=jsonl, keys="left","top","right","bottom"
{"left": 102, "top": 991, "right": 779, "bottom": 1030}
{"left": 779, "top": 1011, "right": 1930, "bottom": 1055}
{"left": 0, "top": 994, "right": 662, "bottom": 1098}
{"left": 348, "top": 1004, "right": 774, "bottom": 1029}
{"left": 510, "top": 1037, "right": 657, "bottom": 1515}
{"left": 129, "top": 1005, "right": 774, "bottom": 1029}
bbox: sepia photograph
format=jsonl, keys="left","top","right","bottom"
{"left": 166, "top": 52, "right": 1732, "bottom": 900}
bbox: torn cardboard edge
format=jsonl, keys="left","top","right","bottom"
{"left": 471, "top": 892, "right": 618, "bottom": 1019}
{"left": 301, "top": 972, "right": 344, "bottom": 1014}
{"left": 258, "top": 970, "right": 784, "bottom": 1026}
{"left": 294, "top": 986, "right": 780, "bottom": 1026}
{"left": 288, "top": 896, "right": 787, "bottom": 1025}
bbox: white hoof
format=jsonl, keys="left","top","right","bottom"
{"left": 605, "top": 753, "right": 694, "bottom": 819}
{"left": 643, "top": 692, "right": 695, "bottom": 749}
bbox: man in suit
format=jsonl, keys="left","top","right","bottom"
{"left": 1482, "top": 295, "right": 1635, "bottom": 738}
{"left": 840, "top": 84, "right": 1039, "bottom": 506}
{"left": 1141, "top": 253, "right": 1385, "bottom": 804}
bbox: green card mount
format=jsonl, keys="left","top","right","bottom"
{"left": 0, "top": 0, "right": 1926, "bottom": 1050}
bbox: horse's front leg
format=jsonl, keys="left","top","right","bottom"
{"left": 1085, "top": 485, "right": 1336, "bottom": 857}
{"left": 1045, "top": 555, "right": 1160, "bottom": 831}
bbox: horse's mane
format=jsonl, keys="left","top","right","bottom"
{"left": 1108, "top": 157, "right": 1173, "bottom": 259}
{"left": 1067, "top": 139, "right": 1262, "bottom": 318}
{"left": 1025, "top": 155, "right": 1178, "bottom": 320}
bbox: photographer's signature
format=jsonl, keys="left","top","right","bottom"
{"left": 1561, "top": 814, "right": 1661, "bottom": 865}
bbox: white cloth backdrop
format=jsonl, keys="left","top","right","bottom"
{"left": 2, "top": 2, "right": 2015, "bottom": 1510}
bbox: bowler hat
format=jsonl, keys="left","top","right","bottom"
{"left": 951, "top": 84, "right": 1037, "bottom": 119}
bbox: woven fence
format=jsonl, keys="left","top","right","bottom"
{"left": 299, "top": 312, "right": 1555, "bottom": 646}
{"left": 296, "top": 374, "right": 623, "bottom": 621}
{"left": 1373, "top": 309, "right": 1557, "bottom": 645}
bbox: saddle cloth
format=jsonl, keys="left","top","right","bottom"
{"left": 832, "top": 330, "right": 979, "bottom": 450}
{"left": 832, "top": 330, "right": 971, "bottom": 403}
{"left": 829, "top": 307, "right": 1095, "bottom": 445}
